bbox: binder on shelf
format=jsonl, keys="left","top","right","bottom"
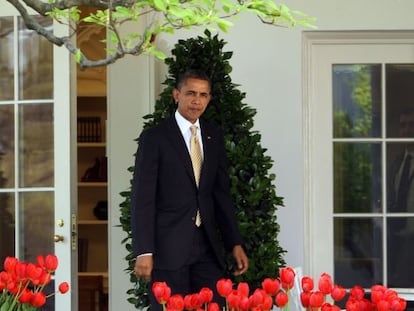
{"left": 77, "top": 116, "right": 102, "bottom": 142}
{"left": 78, "top": 238, "right": 89, "bottom": 272}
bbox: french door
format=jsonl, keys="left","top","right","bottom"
{"left": 0, "top": 3, "right": 75, "bottom": 311}
{"left": 304, "top": 31, "right": 414, "bottom": 299}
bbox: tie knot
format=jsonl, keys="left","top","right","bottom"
{"left": 191, "top": 125, "right": 198, "bottom": 136}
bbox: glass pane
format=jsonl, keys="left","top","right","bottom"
{"left": 387, "top": 217, "right": 414, "bottom": 287}
{"left": 333, "top": 64, "right": 381, "bottom": 138}
{"left": 387, "top": 142, "right": 414, "bottom": 213}
{"left": 334, "top": 142, "right": 382, "bottom": 213}
{"left": 386, "top": 64, "right": 414, "bottom": 138}
{"left": 20, "top": 191, "right": 54, "bottom": 262}
{"left": 0, "top": 192, "right": 15, "bottom": 263}
{"left": 0, "top": 17, "right": 14, "bottom": 100}
{"left": 0, "top": 104, "right": 15, "bottom": 188}
{"left": 19, "top": 103, "right": 54, "bottom": 187}
{"left": 334, "top": 218, "right": 383, "bottom": 287}
{"left": 18, "top": 16, "right": 53, "bottom": 100}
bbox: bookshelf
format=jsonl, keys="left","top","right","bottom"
{"left": 76, "top": 96, "right": 108, "bottom": 311}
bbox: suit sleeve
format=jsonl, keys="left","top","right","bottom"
{"left": 213, "top": 130, "right": 244, "bottom": 251}
{"left": 131, "top": 129, "right": 159, "bottom": 257}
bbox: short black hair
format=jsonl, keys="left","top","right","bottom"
{"left": 176, "top": 69, "right": 211, "bottom": 90}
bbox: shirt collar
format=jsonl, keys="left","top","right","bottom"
{"left": 175, "top": 110, "right": 200, "bottom": 134}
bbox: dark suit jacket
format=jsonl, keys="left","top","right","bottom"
{"left": 131, "top": 116, "right": 243, "bottom": 270}
{"left": 388, "top": 152, "right": 414, "bottom": 212}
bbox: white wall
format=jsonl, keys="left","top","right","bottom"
{"left": 108, "top": 0, "right": 414, "bottom": 309}
{"left": 107, "top": 53, "right": 153, "bottom": 310}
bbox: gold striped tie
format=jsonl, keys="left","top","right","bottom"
{"left": 190, "top": 125, "right": 202, "bottom": 226}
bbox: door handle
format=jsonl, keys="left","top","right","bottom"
{"left": 54, "top": 234, "right": 64, "bottom": 243}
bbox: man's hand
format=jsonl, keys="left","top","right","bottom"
{"left": 134, "top": 254, "right": 153, "bottom": 281}
{"left": 232, "top": 245, "right": 248, "bottom": 276}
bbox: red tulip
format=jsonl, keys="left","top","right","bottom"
{"left": 184, "top": 293, "right": 203, "bottom": 310}
{"left": 318, "top": 273, "right": 333, "bottom": 295}
{"left": 358, "top": 298, "right": 373, "bottom": 311}
{"left": 262, "top": 294, "right": 273, "bottom": 310}
{"left": 0, "top": 271, "right": 9, "bottom": 281}
{"left": 4, "top": 256, "right": 18, "bottom": 273}
{"left": 250, "top": 289, "right": 266, "bottom": 308}
{"left": 152, "top": 281, "right": 171, "bottom": 304}
{"left": 37, "top": 255, "right": 45, "bottom": 269}
{"left": 262, "top": 278, "right": 280, "bottom": 295}
{"left": 207, "top": 302, "right": 220, "bottom": 311}
{"left": 167, "top": 294, "right": 184, "bottom": 311}
{"left": 15, "top": 262, "right": 28, "bottom": 280}
{"left": 279, "top": 267, "right": 295, "bottom": 290}
{"left": 384, "top": 288, "right": 398, "bottom": 302}
{"left": 349, "top": 285, "right": 365, "bottom": 300}
{"left": 227, "top": 290, "right": 241, "bottom": 310}
{"left": 391, "top": 297, "right": 407, "bottom": 311}
{"left": 376, "top": 300, "right": 390, "bottom": 311}
{"left": 345, "top": 298, "right": 360, "bottom": 311}
{"left": 301, "top": 276, "right": 314, "bottom": 292}
{"left": 275, "top": 291, "right": 289, "bottom": 307}
{"left": 216, "top": 278, "right": 233, "bottom": 298}
{"left": 309, "top": 291, "right": 324, "bottom": 308}
{"left": 321, "top": 302, "right": 341, "bottom": 311}
{"left": 199, "top": 287, "right": 213, "bottom": 304}
{"left": 237, "top": 282, "right": 250, "bottom": 297}
{"left": 27, "top": 263, "right": 43, "bottom": 285}
{"left": 44, "top": 255, "right": 58, "bottom": 272}
{"left": 31, "top": 291, "right": 46, "bottom": 307}
{"left": 331, "top": 285, "right": 346, "bottom": 301}
{"left": 371, "top": 285, "right": 386, "bottom": 303}
{"left": 19, "top": 288, "right": 33, "bottom": 304}
{"left": 59, "top": 281, "right": 70, "bottom": 294}
{"left": 39, "top": 271, "right": 52, "bottom": 286}
{"left": 300, "top": 291, "right": 311, "bottom": 308}
{"left": 239, "top": 296, "right": 251, "bottom": 311}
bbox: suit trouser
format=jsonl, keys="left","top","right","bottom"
{"left": 149, "top": 226, "right": 225, "bottom": 310}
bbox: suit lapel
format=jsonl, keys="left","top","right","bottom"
{"left": 165, "top": 117, "right": 196, "bottom": 184}
{"left": 199, "top": 120, "right": 216, "bottom": 189}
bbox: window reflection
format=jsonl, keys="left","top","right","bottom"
{"left": 387, "top": 217, "right": 414, "bottom": 288}
{"left": 386, "top": 64, "right": 414, "bottom": 138}
{"left": 333, "top": 64, "right": 381, "bottom": 138}
{"left": 20, "top": 191, "right": 54, "bottom": 263}
{"left": 387, "top": 142, "right": 414, "bottom": 213}
{"left": 334, "top": 218, "right": 383, "bottom": 287}
{"left": 20, "top": 103, "right": 54, "bottom": 187}
{"left": 0, "top": 105, "right": 15, "bottom": 188}
{"left": 334, "top": 142, "right": 382, "bottom": 213}
{"left": 18, "top": 16, "right": 53, "bottom": 100}
{"left": 0, "top": 193, "right": 15, "bottom": 264}
{"left": 0, "top": 17, "right": 14, "bottom": 100}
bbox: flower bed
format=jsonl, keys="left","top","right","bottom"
{"left": 152, "top": 267, "right": 407, "bottom": 311}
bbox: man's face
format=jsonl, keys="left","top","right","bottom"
{"left": 399, "top": 112, "right": 414, "bottom": 138}
{"left": 173, "top": 78, "right": 211, "bottom": 123}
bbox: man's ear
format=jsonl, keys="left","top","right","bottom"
{"left": 172, "top": 88, "right": 179, "bottom": 102}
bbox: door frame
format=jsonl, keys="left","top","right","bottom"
{"left": 302, "top": 31, "right": 414, "bottom": 288}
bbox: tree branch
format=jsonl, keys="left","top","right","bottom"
{"left": 4, "top": 0, "right": 314, "bottom": 68}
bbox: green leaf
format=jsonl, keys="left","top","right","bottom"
{"left": 215, "top": 18, "right": 233, "bottom": 32}
{"left": 75, "top": 50, "right": 82, "bottom": 63}
{"left": 153, "top": 0, "right": 168, "bottom": 11}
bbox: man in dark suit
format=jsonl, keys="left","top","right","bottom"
{"left": 131, "top": 69, "right": 248, "bottom": 309}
